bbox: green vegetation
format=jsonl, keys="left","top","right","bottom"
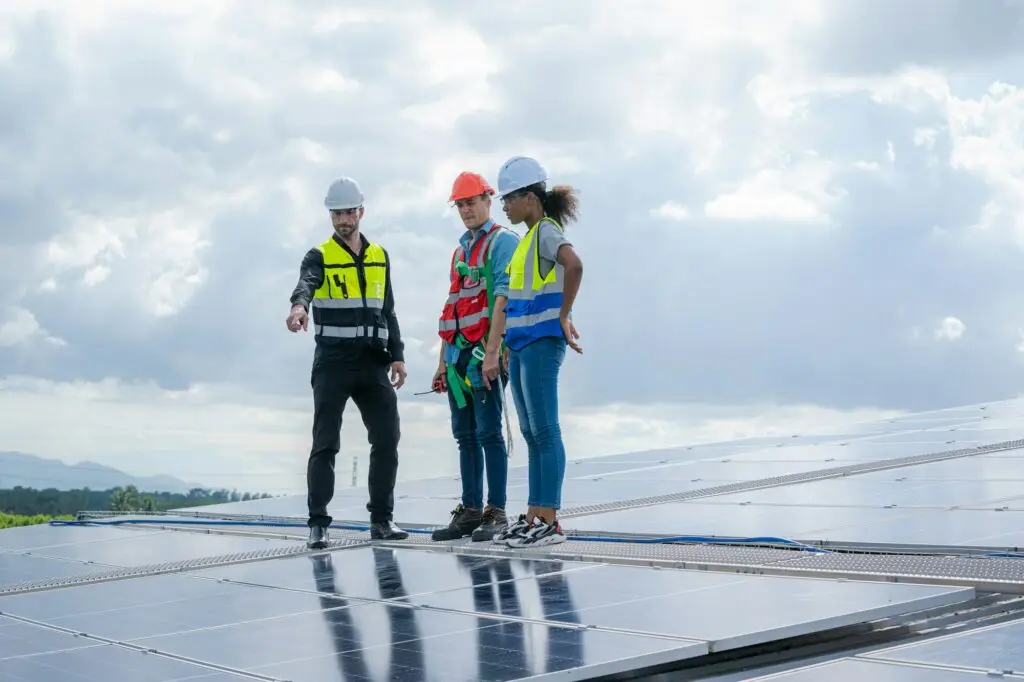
{"left": 0, "top": 485, "right": 274, "bottom": 519}
{"left": 0, "top": 512, "right": 74, "bottom": 529}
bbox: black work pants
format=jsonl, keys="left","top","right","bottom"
{"left": 307, "top": 358, "right": 400, "bottom": 527}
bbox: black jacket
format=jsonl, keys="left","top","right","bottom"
{"left": 289, "top": 233, "right": 405, "bottom": 364}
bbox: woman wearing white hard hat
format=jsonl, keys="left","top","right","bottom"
{"left": 486, "top": 155, "right": 584, "bottom": 548}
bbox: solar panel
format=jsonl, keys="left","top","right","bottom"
{"left": 0, "top": 523, "right": 162, "bottom": 551}
{"left": 0, "top": 640, "right": 249, "bottom": 681}
{"left": 726, "top": 440, "right": 963, "bottom": 463}
{"left": 402, "top": 561, "right": 973, "bottom": 650}
{"left": 194, "top": 546, "right": 599, "bottom": 601}
{"left": 17, "top": 530, "right": 303, "bottom": 568}
{"left": 0, "top": 617, "right": 101, "bottom": 659}
{"left": 746, "top": 657, "right": 996, "bottom": 680}
{"left": 696, "top": 475, "right": 1023, "bottom": 508}
{"left": 0, "top": 552, "right": 105, "bottom": 587}
{"left": 863, "top": 617, "right": 1024, "bottom": 673}
{"left": 569, "top": 498, "right": 912, "bottom": 536}
{"left": 0, "top": 541, "right": 976, "bottom": 681}
{"left": 0, "top": 572, "right": 363, "bottom": 641}
{"left": 572, "top": 461, "right": 838, "bottom": 485}
{"left": 131, "top": 603, "right": 708, "bottom": 682}
{"left": 4, "top": 398, "right": 1023, "bottom": 680}
{"left": 853, "top": 455, "right": 1024, "bottom": 481}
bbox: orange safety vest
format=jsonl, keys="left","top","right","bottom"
{"left": 438, "top": 222, "right": 503, "bottom": 345}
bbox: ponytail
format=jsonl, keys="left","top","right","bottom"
{"left": 524, "top": 183, "right": 579, "bottom": 227}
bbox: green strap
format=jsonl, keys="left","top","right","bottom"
{"left": 446, "top": 364, "right": 468, "bottom": 409}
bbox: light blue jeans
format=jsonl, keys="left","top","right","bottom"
{"left": 508, "top": 336, "right": 567, "bottom": 509}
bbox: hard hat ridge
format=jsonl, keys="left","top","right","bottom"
{"left": 496, "top": 156, "right": 548, "bottom": 198}
{"left": 324, "top": 176, "right": 364, "bottom": 210}
{"left": 449, "top": 171, "right": 495, "bottom": 203}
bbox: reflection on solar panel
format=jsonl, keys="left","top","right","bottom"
{"left": 2, "top": 398, "right": 1024, "bottom": 680}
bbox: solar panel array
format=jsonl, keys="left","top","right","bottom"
{"left": 1, "top": 398, "right": 1023, "bottom": 680}
{"left": 750, "top": 617, "right": 1024, "bottom": 680}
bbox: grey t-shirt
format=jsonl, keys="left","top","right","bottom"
{"left": 536, "top": 218, "right": 571, "bottom": 279}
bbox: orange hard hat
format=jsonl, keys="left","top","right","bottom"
{"left": 449, "top": 171, "right": 495, "bottom": 202}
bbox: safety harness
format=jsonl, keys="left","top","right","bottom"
{"left": 445, "top": 237, "right": 515, "bottom": 456}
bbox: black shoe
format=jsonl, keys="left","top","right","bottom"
{"left": 431, "top": 504, "right": 483, "bottom": 541}
{"left": 471, "top": 505, "right": 508, "bottom": 542}
{"left": 370, "top": 520, "right": 409, "bottom": 540}
{"left": 307, "top": 525, "right": 329, "bottom": 549}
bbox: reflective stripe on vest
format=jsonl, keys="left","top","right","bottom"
{"left": 310, "top": 237, "right": 389, "bottom": 344}
{"left": 504, "top": 217, "right": 565, "bottom": 350}
{"left": 437, "top": 223, "right": 503, "bottom": 344}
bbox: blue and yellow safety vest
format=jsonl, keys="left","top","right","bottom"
{"left": 503, "top": 217, "right": 565, "bottom": 351}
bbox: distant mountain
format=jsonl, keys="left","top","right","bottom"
{"left": 0, "top": 451, "right": 202, "bottom": 494}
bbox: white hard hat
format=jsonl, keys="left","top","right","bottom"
{"left": 324, "top": 177, "right": 364, "bottom": 210}
{"left": 496, "top": 156, "right": 548, "bottom": 198}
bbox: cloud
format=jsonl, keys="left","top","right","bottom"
{"left": 702, "top": 152, "right": 842, "bottom": 224}
{"left": 935, "top": 316, "right": 966, "bottom": 341}
{"left": 3, "top": 1, "right": 1024, "bottom": 492}
{"left": 651, "top": 201, "right": 691, "bottom": 222}
{"left": 0, "top": 306, "right": 63, "bottom": 348}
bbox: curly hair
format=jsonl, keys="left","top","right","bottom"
{"left": 525, "top": 183, "right": 580, "bottom": 226}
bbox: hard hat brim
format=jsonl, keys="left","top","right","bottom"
{"left": 324, "top": 200, "right": 363, "bottom": 210}
{"left": 496, "top": 180, "right": 544, "bottom": 199}
{"left": 449, "top": 188, "right": 496, "bottom": 203}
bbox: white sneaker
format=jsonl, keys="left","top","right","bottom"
{"left": 506, "top": 517, "right": 566, "bottom": 548}
{"left": 492, "top": 513, "right": 530, "bottom": 545}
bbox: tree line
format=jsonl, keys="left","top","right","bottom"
{"left": 0, "top": 485, "right": 275, "bottom": 518}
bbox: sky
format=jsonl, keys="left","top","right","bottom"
{"left": 2, "top": 0, "right": 1024, "bottom": 496}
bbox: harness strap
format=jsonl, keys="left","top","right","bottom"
{"left": 446, "top": 364, "right": 469, "bottom": 409}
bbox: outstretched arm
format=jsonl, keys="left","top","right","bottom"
{"left": 289, "top": 248, "right": 325, "bottom": 312}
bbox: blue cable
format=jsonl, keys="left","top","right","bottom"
{"left": 47, "top": 517, "right": 830, "bottom": 553}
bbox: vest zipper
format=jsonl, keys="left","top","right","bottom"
{"left": 356, "top": 261, "right": 369, "bottom": 338}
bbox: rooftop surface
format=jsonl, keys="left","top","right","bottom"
{"left": 3, "top": 398, "right": 1024, "bottom": 681}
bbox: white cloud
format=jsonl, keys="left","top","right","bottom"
{"left": 935, "top": 316, "right": 966, "bottom": 341}
{"left": 0, "top": 307, "right": 64, "bottom": 347}
{"left": 3, "top": 0, "right": 1024, "bottom": 497}
{"left": 703, "top": 153, "right": 842, "bottom": 224}
{"left": 82, "top": 265, "right": 110, "bottom": 287}
{"left": 651, "top": 201, "right": 691, "bottom": 221}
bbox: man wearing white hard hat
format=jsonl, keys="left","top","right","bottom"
{"left": 286, "top": 176, "right": 410, "bottom": 548}
{"left": 487, "top": 156, "right": 584, "bottom": 548}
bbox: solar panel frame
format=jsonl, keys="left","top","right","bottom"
{"left": 0, "top": 552, "right": 110, "bottom": 588}
{"left": 745, "top": 657, "right": 1008, "bottom": 681}
{"left": 861, "top": 617, "right": 1024, "bottom": 673}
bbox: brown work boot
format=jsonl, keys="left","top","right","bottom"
{"left": 431, "top": 504, "right": 483, "bottom": 541}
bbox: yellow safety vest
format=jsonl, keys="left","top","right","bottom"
{"left": 310, "top": 237, "right": 389, "bottom": 346}
{"left": 504, "top": 217, "right": 565, "bottom": 351}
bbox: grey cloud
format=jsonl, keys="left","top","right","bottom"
{"left": 807, "top": 0, "right": 1024, "bottom": 74}
{"left": 547, "top": 84, "right": 1024, "bottom": 413}
{"left": 4, "top": 2, "right": 1024, "bottom": 420}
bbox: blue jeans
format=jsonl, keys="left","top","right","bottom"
{"left": 508, "top": 336, "right": 567, "bottom": 509}
{"left": 448, "top": 364, "right": 509, "bottom": 510}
